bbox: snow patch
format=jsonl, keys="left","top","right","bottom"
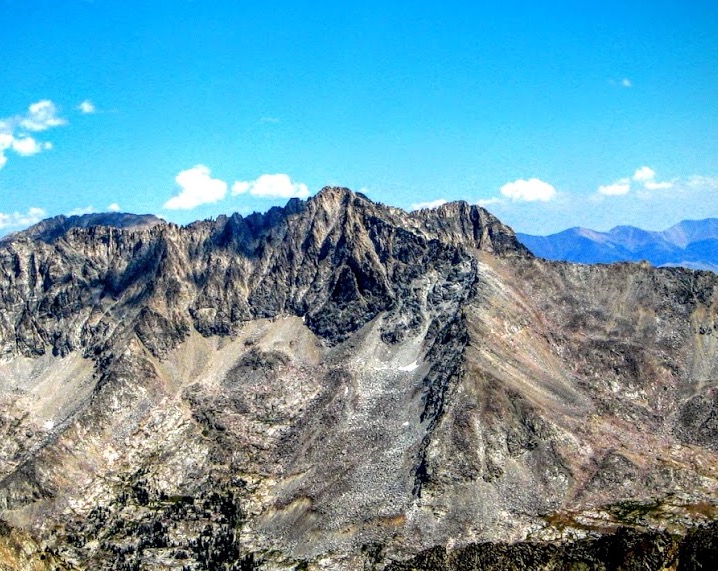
{"left": 398, "top": 361, "right": 419, "bottom": 372}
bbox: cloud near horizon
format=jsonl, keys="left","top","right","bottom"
{"left": 67, "top": 206, "right": 96, "bottom": 216}
{"left": 0, "top": 207, "right": 46, "bottom": 230}
{"left": 476, "top": 197, "right": 504, "bottom": 207}
{"left": 598, "top": 177, "right": 631, "bottom": 196}
{"left": 164, "top": 165, "right": 228, "bottom": 210}
{"left": 410, "top": 198, "right": 447, "bottom": 211}
{"left": 500, "top": 178, "right": 557, "bottom": 202}
{"left": 597, "top": 166, "right": 673, "bottom": 197}
{"left": 232, "top": 173, "right": 310, "bottom": 199}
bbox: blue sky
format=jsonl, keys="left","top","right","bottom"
{"left": 1, "top": 0, "right": 717, "bottom": 235}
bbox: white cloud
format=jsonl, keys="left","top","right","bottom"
{"left": 78, "top": 100, "right": 96, "bottom": 114}
{"left": 622, "top": 78, "right": 632, "bottom": 88}
{"left": 631, "top": 166, "right": 673, "bottom": 190}
{"left": 0, "top": 133, "right": 14, "bottom": 154}
{"left": 11, "top": 136, "right": 43, "bottom": 156}
{"left": 597, "top": 166, "right": 674, "bottom": 198}
{"left": 68, "top": 205, "right": 96, "bottom": 216}
{"left": 107, "top": 203, "right": 121, "bottom": 212}
{"left": 164, "top": 165, "right": 228, "bottom": 210}
{"left": 598, "top": 177, "right": 631, "bottom": 196}
{"left": 410, "top": 198, "right": 447, "bottom": 211}
{"left": 500, "top": 178, "right": 557, "bottom": 202}
{"left": 0, "top": 100, "right": 66, "bottom": 170}
{"left": 232, "top": 173, "right": 310, "bottom": 199}
{"left": 20, "top": 100, "right": 66, "bottom": 132}
{"left": 0, "top": 207, "right": 46, "bottom": 230}
{"left": 633, "top": 166, "right": 655, "bottom": 182}
{"left": 259, "top": 116, "right": 280, "bottom": 124}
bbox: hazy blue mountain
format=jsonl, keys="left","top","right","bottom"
{"left": 518, "top": 218, "right": 718, "bottom": 273}
{"left": 1, "top": 212, "right": 163, "bottom": 244}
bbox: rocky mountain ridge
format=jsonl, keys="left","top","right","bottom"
{"left": 1, "top": 187, "right": 718, "bottom": 570}
{"left": 0, "top": 187, "right": 526, "bottom": 359}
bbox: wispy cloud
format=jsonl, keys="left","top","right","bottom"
{"left": 164, "top": 165, "right": 228, "bottom": 210}
{"left": 77, "top": 100, "right": 96, "bottom": 114}
{"left": 67, "top": 205, "right": 96, "bottom": 216}
{"left": 500, "top": 178, "right": 557, "bottom": 202}
{"left": 688, "top": 175, "right": 718, "bottom": 189}
{"left": 410, "top": 198, "right": 447, "bottom": 211}
{"left": 232, "top": 173, "right": 309, "bottom": 199}
{"left": 259, "top": 116, "right": 280, "bottom": 124}
{"left": 644, "top": 180, "right": 673, "bottom": 190}
{"left": 609, "top": 78, "right": 633, "bottom": 88}
{"left": 107, "top": 202, "right": 121, "bottom": 212}
{"left": 476, "top": 197, "right": 504, "bottom": 207}
{"left": 0, "top": 207, "right": 46, "bottom": 230}
{"left": 0, "top": 100, "right": 66, "bottom": 170}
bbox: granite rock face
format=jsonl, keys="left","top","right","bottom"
{"left": 1, "top": 187, "right": 718, "bottom": 570}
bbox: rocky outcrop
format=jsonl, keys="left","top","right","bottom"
{"left": 1, "top": 188, "right": 718, "bottom": 570}
{"left": 385, "top": 523, "right": 718, "bottom": 570}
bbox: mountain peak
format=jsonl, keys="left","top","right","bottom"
{"left": 411, "top": 200, "right": 531, "bottom": 256}
{"left": 314, "top": 185, "right": 357, "bottom": 199}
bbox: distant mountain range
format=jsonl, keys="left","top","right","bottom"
{"left": 518, "top": 218, "right": 718, "bottom": 273}
{"left": 1, "top": 212, "right": 163, "bottom": 243}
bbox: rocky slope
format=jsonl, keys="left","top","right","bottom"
{"left": 1, "top": 187, "right": 718, "bottom": 570}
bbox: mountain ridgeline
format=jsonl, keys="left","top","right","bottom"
{"left": 518, "top": 218, "right": 718, "bottom": 273}
{"left": 1, "top": 187, "right": 718, "bottom": 570}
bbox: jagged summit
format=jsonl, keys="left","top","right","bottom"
{"left": 0, "top": 187, "right": 528, "bottom": 359}
{"left": 6, "top": 187, "right": 529, "bottom": 259}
